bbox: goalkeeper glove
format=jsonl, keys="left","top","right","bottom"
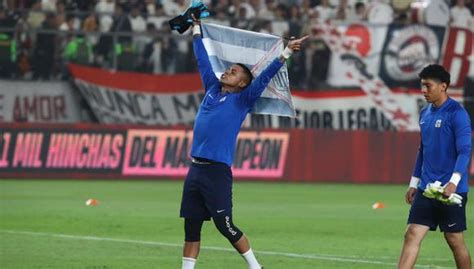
{"left": 437, "top": 193, "right": 463, "bottom": 206}
{"left": 168, "top": 0, "right": 210, "bottom": 34}
{"left": 422, "top": 181, "right": 444, "bottom": 199}
{"left": 423, "top": 181, "right": 463, "bottom": 206}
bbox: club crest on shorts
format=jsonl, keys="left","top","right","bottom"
{"left": 435, "top": 119, "right": 442, "bottom": 128}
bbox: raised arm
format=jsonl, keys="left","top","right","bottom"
{"left": 241, "top": 35, "right": 309, "bottom": 105}
{"left": 191, "top": 17, "right": 219, "bottom": 91}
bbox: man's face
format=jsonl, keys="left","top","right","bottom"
{"left": 420, "top": 78, "right": 447, "bottom": 103}
{"left": 220, "top": 64, "right": 249, "bottom": 92}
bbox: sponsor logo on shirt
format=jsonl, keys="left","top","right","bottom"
{"left": 219, "top": 96, "right": 227, "bottom": 102}
{"left": 435, "top": 119, "right": 442, "bottom": 128}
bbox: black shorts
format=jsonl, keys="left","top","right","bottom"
{"left": 408, "top": 189, "right": 468, "bottom": 233}
{"left": 180, "top": 161, "right": 233, "bottom": 220}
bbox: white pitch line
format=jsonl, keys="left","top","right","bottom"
{"left": 0, "top": 230, "right": 454, "bottom": 269}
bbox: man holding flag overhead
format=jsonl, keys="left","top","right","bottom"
{"left": 177, "top": 11, "right": 308, "bottom": 269}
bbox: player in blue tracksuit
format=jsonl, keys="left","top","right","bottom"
{"left": 179, "top": 15, "right": 308, "bottom": 269}
{"left": 398, "top": 65, "right": 472, "bottom": 269}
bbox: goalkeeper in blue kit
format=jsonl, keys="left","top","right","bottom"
{"left": 178, "top": 13, "right": 308, "bottom": 269}
{"left": 397, "top": 64, "right": 472, "bottom": 269}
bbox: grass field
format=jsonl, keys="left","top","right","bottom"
{"left": 0, "top": 180, "right": 472, "bottom": 269}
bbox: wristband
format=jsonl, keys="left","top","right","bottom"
{"left": 281, "top": 46, "right": 293, "bottom": 59}
{"left": 192, "top": 24, "right": 201, "bottom": 36}
{"left": 409, "top": 176, "right": 420, "bottom": 189}
{"left": 449, "top": 173, "right": 461, "bottom": 186}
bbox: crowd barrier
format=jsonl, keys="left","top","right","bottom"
{"left": 1, "top": 123, "right": 472, "bottom": 183}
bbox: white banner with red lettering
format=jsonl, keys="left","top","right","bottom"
{"left": 0, "top": 80, "right": 83, "bottom": 123}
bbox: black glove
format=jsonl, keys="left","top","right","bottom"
{"left": 169, "top": 14, "right": 191, "bottom": 34}
{"left": 168, "top": 2, "right": 209, "bottom": 34}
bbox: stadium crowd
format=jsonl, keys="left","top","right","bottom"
{"left": 0, "top": 0, "right": 472, "bottom": 89}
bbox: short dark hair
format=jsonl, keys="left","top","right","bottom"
{"left": 235, "top": 63, "right": 254, "bottom": 85}
{"left": 418, "top": 64, "right": 450, "bottom": 86}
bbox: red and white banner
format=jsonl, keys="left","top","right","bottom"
{"left": 315, "top": 23, "right": 420, "bottom": 131}
{"left": 324, "top": 23, "right": 387, "bottom": 88}
{"left": 0, "top": 80, "right": 83, "bottom": 123}
{"left": 245, "top": 90, "right": 429, "bottom": 131}
{"left": 70, "top": 64, "right": 466, "bottom": 131}
{"left": 442, "top": 27, "right": 474, "bottom": 88}
{"left": 70, "top": 64, "right": 204, "bottom": 125}
{"left": 323, "top": 24, "right": 473, "bottom": 90}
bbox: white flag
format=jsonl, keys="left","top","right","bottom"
{"left": 201, "top": 23, "right": 296, "bottom": 117}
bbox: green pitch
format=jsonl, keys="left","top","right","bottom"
{"left": 1, "top": 180, "right": 472, "bottom": 269}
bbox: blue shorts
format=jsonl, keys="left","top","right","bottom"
{"left": 180, "top": 161, "right": 233, "bottom": 220}
{"left": 408, "top": 189, "right": 468, "bottom": 233}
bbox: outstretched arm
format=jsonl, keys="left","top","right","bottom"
{"left": 278, "top": 36, "right": 309, "bottom": 63}
{"left": 191, "top": 16, "right": 219, "bottom": 91}
{"left": 242, "top": 35, "right": 309, "bottom": 105}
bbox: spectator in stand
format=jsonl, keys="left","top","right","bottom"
{"left": 32, "top": 13, "right": 57, "bottom": 80}
{"left": 271, "top": 4, "right": 289, "bottom": 37}
{"left": 212, "top": 0, "right": 231, "bottom": 16}
{"left": 15, "top": 10, "right": 33, "bottom": 78}
{"left": 258, "top": 19, "right": 272, "bottom": 34}
{"left": 63, "top": 33, "right": 93, "bottom": 66}
{"left": 142, "top": 21, "right": 177, "bottom": 74}
{"left": 57, "top": 14, "right": 77, "bottom": 62}
{"left": 302, "top": 9, "right": 331, "bottom": 89}
{"left": 232, "top": 6, "right": 251, "bottom": 29}
{"left": 134, "top": 23, "right": 154, "bottom": 60}
{"left": 61, "top": 0, "right": 79, "bottom": 12}
{"left": 450, "top": 0, "right": 472, "bottom": 29}
{"left": 0, "top": 31, "right": 17, "bottom": 78}
{"left": 353, "top": 2, "right": 367, "bottom": 21}
{"left": 27, "top": 0, "right": 45, "bottom": 30}
{"left": 300, "top": 0, "right": 315, "bottom": 21}
{"left": 159, "top": 21, "right": 177, "bottom": 74}
{"left": 289, "top": 4, "right": 303, "bottom": 37}
{"left": 96, "top": 0, "right": 115, "bottom": 31}
{"left": 163, "top": 0, "right": 186, "bottom": 17}
{"left": 288, "top": 4, "right": 306, "bottom": 88}
{"left": 314, "top": 0, "right": 334, "bottom": 24}
{"left": 130, "top": 5, "right": 146, "bottom": 32}
{"left": 207, "top": 0, "right": 232, "bottom": 26}
{"left": 366, "top": 0, "right": 393, "bottom": 24}
{"left": 334, "top": 0, "right": 360, "bottom": 22}
{"left": 110, "top": 4, "right": 137, "bottom": 71}
{"left": 82, "top": 12, "right": 99, "bottom": 45}
{"left": 248, "top": 0, "right": 263, "bottom": 17}
{"left": 138, "top": 22, "right": 156, "bottom": 72}
{"left": 111, "top": 4, "right": 132, "bottom": 43}
{"left": 0, "top": 7, "right": 17, "bottom": 37}
{"left": 41, "top": 0, "right": 57, "bottom": 12}
{"left": 95, "top": 14, "right": 113, "bottom": 66}
{"left": 228, "top": 0, "right": 256, "bottom": 19}
{"left": 258, "top": 0, "right": 276, "bottom": 19}
{"left": 144, "top": 0, "right": 157, "bottom": 15}
{"left": 147, "top": 4, "right": 168, "bottom": 30}
{"left": 58, "top": 14, "right": 77, "bottom": 32}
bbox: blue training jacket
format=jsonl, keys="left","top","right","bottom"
{"left": 190, "top": 35, "right": 284, "bottom": 167}
{"left": 413, "top": 97, "right": 472, "bottom": 193}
